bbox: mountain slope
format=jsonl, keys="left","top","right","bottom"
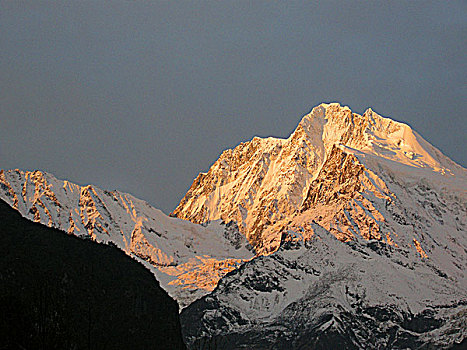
{"left": 0, "top": 199, "right": 186, "bottom": 349}
{"left": 177, "top": 103, "right": 467, "bottom": 349}
{"left": 0, "top": 169, "right": 254, "bottom": 307}
{"left": 172, "top": 103, "right": 466, "bottom": 256}
{"left": 181, "top": 227, "right": 466, "bottom": 349}
{"left": 2, "top": 102, "right": 465, "bottom": 348}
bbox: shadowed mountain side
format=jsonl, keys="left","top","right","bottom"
{"left": 0, "top": 199, "right": 186, "bottom": 350}
{"left": 181, "top": 236, "right": 466, "bottom": 350}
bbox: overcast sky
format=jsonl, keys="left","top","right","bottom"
{"left": 1, "top": 1, "right": 466, "bottom": 213}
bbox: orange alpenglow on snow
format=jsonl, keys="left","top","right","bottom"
{"left": 1, "top": 103, "right": 466, "bottom": 311}
{"left": 172, "top": 103, "right": 466, "bottom": 259}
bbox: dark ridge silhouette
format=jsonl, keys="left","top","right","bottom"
{"left": 0, "top": 199, "right": 186, "bottom": 350}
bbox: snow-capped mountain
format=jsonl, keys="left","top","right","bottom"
{"left": 182, "top": 225, "right": 466, "bottom": 349}
{"left": 2, "top": 102, "right": 465, "bottom": 348}
{"left": 173, "top": 103, "right": 466, "bottom": 257}
{"left": 176, "top": 103, "right": 466, "bottom": 348}
{"left": 0, "top": 169, "right": 254, "bottom": 307}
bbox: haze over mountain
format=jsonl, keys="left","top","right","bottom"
{"left": 1, "top": 103, "right": 466, "bottom": 348}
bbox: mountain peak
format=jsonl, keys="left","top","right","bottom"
{"left": 291, "top": 103, "right": 459, "bottom": 177}
{"left": 173, "top": 102, "right": 465, "bottom": 253}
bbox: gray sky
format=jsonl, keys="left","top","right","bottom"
{"left": 1, "top": 1, "right": 466, "bottom": 213}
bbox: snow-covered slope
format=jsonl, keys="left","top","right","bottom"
{"left": 177, "top": 103, "right": 467, "bottom": 348}
{"left": 173, "top": 103, "right": 466, "bottom": 256}
{"left": 2, "top": 102, "right": 465, "bottom": 348}
{"left": 182, "top": 226, "right": 466, "bottom": 349}
{"left": 0, "top": 169, "right": 254, "bottom": 307}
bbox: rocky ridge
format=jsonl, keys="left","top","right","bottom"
{"left": 175, "top": 103, "right": 466, "bottom": 348}
{"left": 182, "top": 227, "right": 466, "bottom": 349}
{"left": 2, "top": 102, "right": 466, "bottom": 348}
{"left": 173, "top": 103, "right": 466, "bottom": 257}
{"left": 0, "top": 169, "right": 254, "bottom": 307}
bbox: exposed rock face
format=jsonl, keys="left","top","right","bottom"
{"left": 0, "top": 169, "right": 254, "bottom": 308}
{"left": 177, "top": 103, "right": 466, "bottom": 349}
{"left": 2, "top": 102, "right": 466, "bottom": 349}
{"left": 172, "top": 103, "right": 466, "bottom": 256}
{"left": 181, "top": 223, "right": 466, "bottom": 350}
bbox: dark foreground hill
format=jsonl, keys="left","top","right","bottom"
{"left": 0, "top": 199, "right": 186, "bottom": 350}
